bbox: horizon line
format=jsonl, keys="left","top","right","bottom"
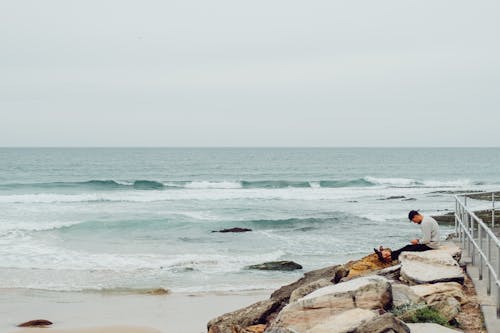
{"left": 0, "top": 146, "right": 499, "bottom": 149}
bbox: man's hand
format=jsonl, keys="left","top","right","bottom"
{"left": 411, "top": 239, "right": 419, "bottom": 245}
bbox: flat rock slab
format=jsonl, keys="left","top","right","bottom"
{"left": 400, "top": 250, "right": 464, "bottom": 285}
{"left": 406, "top": 323, "right": 463, "bottom": 332}
{"left": 410, "top": 282, "right": 466, "bottom": 305}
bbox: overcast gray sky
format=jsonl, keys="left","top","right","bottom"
{"left": 1, "top": 0, "right": 499, "bottom": 147}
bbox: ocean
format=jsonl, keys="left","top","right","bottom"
{"left": 0, "top": 148, "right": 498, "bottom": 293}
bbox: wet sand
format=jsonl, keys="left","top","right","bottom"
{"left": 1, "top": 288, "right": 271, "bottom": 333}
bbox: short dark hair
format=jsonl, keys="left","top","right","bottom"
{"left": 408, "top": 210, "right": 420, "bottom": 221}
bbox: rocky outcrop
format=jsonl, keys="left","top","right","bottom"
{"left": 208, "top": 265, "right": 348, "bottom": 333}
{"left": 18, "top": 319, "right": 53, "bottom": 327}
{"left": 400, "top": 250, "right": 464, "bottom": 285}
{"left": 267, "top": 276, "right": 392, "bottom": 332}
{"left": 247, "top": 261, "right": 303, "bottom": 271}
{"left": 207, "top": 242, "right": 470, "bottom": 333}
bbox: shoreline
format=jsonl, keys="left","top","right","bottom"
{"left": 1, "top": 288, "right": 273, "bottom": 333}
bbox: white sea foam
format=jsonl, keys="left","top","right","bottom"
{"left": 183, "top": 181, "right": 243, "bottom": 189}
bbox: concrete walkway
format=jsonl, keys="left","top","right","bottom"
{"left": 454, "top": 236, "right": 500, "bottom": 333}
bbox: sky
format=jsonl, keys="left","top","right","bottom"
{"left": 1, "top": 0, "right": 499, "bottom": 147}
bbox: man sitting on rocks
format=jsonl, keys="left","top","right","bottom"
{"left": 375, "top": 210, "right": 440, "bottom": 262}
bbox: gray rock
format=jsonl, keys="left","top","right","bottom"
{"left": 18, "top": 319, "right": 53, "bottom": 327}
{"left": 430, "top": 297, "right": 461, "bottom": 322}
{"left": 375, "top": 264, "right": 402, "bottom": 281}
{"left": 270, "top": 265, "right": 348, "bottom": 303}
{"left": 247, "top": 261, "right": 303, "bottom": 271}
{"left": 354, "top": 313, "right": 410, "bottom": 333}
{"left": 208, "top": 299, "right": 280, "bottom": 333}
{"left": 268, "top": 276, "right": 392, "bottom": 333}
{"left": 303, "top": 308, "right": 377, "bottom": 333}
{"left": 406, "top": 323, "right": 463, "bottom": 332}
{"left": 410, "top": 282, "right": 466, "bottom": 305}
{"left": 391, "top": 284, "right": 424, "bottom": 308}
{"left": 289, "top": 278, "right": 332, "bottom": 303}
{"left": 399, "top": 251, "right": 464, "bottom": 285}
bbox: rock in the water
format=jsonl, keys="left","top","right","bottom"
{"left": 410, "top": 282, "right": 466, "bottom": 305}
{"left": 378, "top": 196, "right": 406, "bottom": 200}
{"left": 18, "top": 319, "right": 53, "bottom": 327}
{"left": 208, "top": 299, "right": 280, "bottom": 333}
{"left": 406, "top": 323, "right": 463, "bottom": 332}
{"left": 267, "top": 276, "right": 392, "bottom": 332}
{"left": 399, "top": 250, "right": 464, "bottom": 285}
{"left": 289, "top": 278, "right": 332, "bottom": 303}
{"left": 247, "top": 261, "right": 303, "bottom": 271}
{"left": 391, "top": 284, "right": 424, "bottom": 308}
{"left": 213, "top": 227, "right": 252, "bottom": 233}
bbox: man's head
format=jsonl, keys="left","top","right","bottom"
{"left": 408, "top": 210, "right": 423, "bottom": 224}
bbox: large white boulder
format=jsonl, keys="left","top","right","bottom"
{"left": 266, "top": 276, "right": 392, "bottom": 332}
{"left": 400, "top": 250, "right": 464, "bottom": 285}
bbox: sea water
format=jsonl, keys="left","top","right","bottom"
{"left": 0, "top": 148, "right": 498, "bottom": 293}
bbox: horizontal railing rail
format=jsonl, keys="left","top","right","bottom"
{"left": 455, "top": 192, "right": 499, "bottom": 317}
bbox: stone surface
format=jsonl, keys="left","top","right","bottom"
{"left": 392, "top": 284, "right": 424, "bottom": 307}
{"left": 399, "top": 251, "right": 464, "bottom": 285}
{"left": 18, "top": 319, "right": 53, "bottom": 327}
{"left": 208, "top": 299, "right": 280, "bottom": 333}
{"left": 406, "top": 323, "right": 463, "bottom": 332}
{"left": 267, "top": 276, "right": 392, "bottom": 333}
{"left": 410, "top": 282, "right": 467, "bottom": 305}
{"left": 244, "top": 324, "right": 267, "bottom": 333}
{"left": 303, "top": 308, "right": 377, "bottom": 333}
{"left": 247, "top": 261, "right": 303, "bottom": 271}
{"left": 354, "top": 313, "right": 410, "bottom": 333}
{"left": 431, "top": 296, "right": 461, "bottom": 322}
{"left": 270, "top": 265, "right": 348, "bottom": 304}
{"left": 289, "top": 278, "right": 332, "bottom": 303}
{"left": 375, "top": 264, "right": 401, "bottom": 281}
{"left": 436, "top": 242, "right": 462, "bottom": 262}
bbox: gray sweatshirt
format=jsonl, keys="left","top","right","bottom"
{"left": 419, "top": 215, "right": 440, "bottom": 248}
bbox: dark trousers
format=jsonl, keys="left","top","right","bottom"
{"left": 391, "top": 244, "right": 432, "bottom": 260}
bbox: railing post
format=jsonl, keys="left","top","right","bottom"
{"left": 493, "top": 192, "right": 496, "bottom": 230}
{"left": 471, "top": 216, "right": 475, "bottom": 265}
{"left": 479, "top": 225, "right": 483, "bottom": 279}
{"left": 488, "top": 235, "right": 492, "bottom": 295}
{"left": 497, "top": 245, "right": 500, "bottom": 318}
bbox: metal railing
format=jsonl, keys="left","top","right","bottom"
{"left": 455, "top": 191, "right": 498, "bottom": 316}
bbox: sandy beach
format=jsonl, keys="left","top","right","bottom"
{"left": 1, "top": 288, "right": 271, "bottom": 333}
